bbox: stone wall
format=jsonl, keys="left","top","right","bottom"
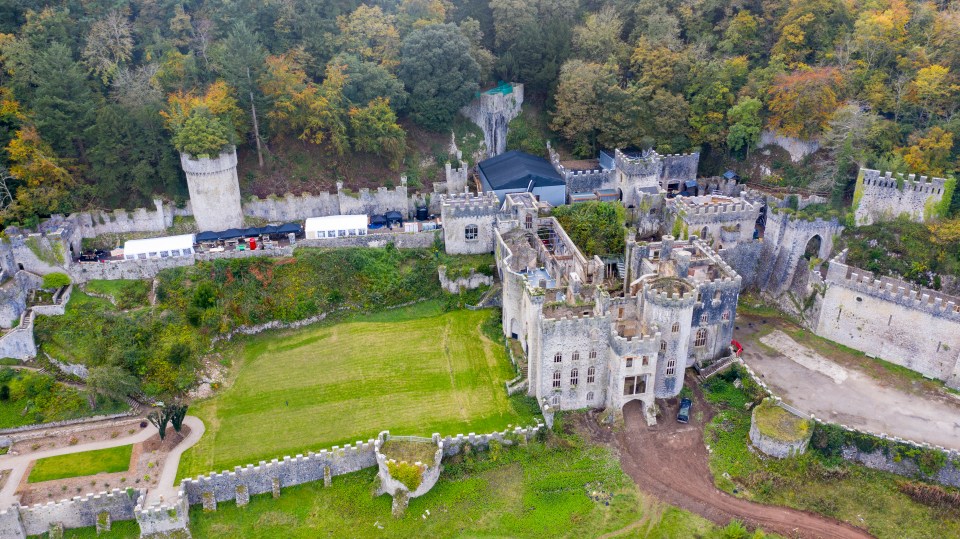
{"left": 441, "top": 192, "right": 500, "bottom": 255}
{"left": 134, "top": 491, "right": 189, "bottom": 537}
{"left": 853, "top": 168, "right": 949, "bottom": 226}
{"left": 840, "top": 446, "right": 960, "bottom": 489}
{"left": 180, "top": 440, "right": 377, "bottom": 506}
{"left": 0, "top": 271, "right": 42, "bottom": 329}
{"left": 181, "top": 148, "right": 244, "bottom": 231}
{"left": 0, "top": 310, "right": 36, "bottom": 360}
{"left": 0, "top": 507, "right": 25, "bottom": 539}
{"left": 17, "top": 488, "right": 141, "bottom": 537}
{"left": 69, "top": 246, "right": 295, "bottom": 283}
{"left": 814, "top": 251, "right": 960, "bottom": 387}
{"left": 72, "top": 199, "right": 174, "bottom": 239}
{"left": 242, "top": 192, "right": 340, "bottom": 222}
{"left": 437, "top": 267, "right": 493, "bottom": 293}
{"left": 749, "top": 403, "right": 812, "bottom": 458}
{"left": 758, "top": 130, "right": 820, "bottom": 162}
{"left": 298, "top": 230, "right": 437, "bottom": 250}
{"left": 753, "top": 210, "right": 842, "bottom": 295}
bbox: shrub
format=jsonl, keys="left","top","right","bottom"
{"left": 386, "top": 460, "right": 423, "bottom": 491}
{"left": 42, "top": 273, "right": 70, "bottom": 289}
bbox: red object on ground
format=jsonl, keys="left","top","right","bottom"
{"left": 249, "top": 239, "right": 257, "bottom": 250}
{"left": 731, "top": 339, "right": 743, "bottom": 357}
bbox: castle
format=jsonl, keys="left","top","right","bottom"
{"left": 852, "top": 168, "right": 953, "bottom": 226}
{"left": 442, "top": 192, "right": 740, "bottom": 421}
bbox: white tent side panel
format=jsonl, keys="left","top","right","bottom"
{"left": 123, "top": 234, "right": 196, "bottom": 259}
{"left": 305, "top": 215, "right": 369, "bottom": 239}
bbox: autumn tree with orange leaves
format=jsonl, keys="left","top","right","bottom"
{"left": 767, "top": 68, "right": 843, "bottom": 140}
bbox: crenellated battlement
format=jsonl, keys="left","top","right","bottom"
{"left": 439, "top": 192, "right": 501, "bottom": 218}
{"left": 860, "top": 169, "right": 948, "bottom": 194}
{"left": 672, "top": 195, "right": 759, "bottom": 221}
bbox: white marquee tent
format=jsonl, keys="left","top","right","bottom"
{"left": 123, "top": 234, "right": 196, "bottom": 260}
{"left": 305, "top": 215, "right": 368, "bottom": 239}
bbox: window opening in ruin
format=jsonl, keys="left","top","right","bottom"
{"left": 626, "top": 357, "right": 633, "bottom": 368}
{"left": 700, "top": 313, "right": 708, "bottom": 324}
{"left": 618, "top": 307, "right": 624, "bottom": 318}
{"left": 586, "top": 391, "right": 594, "bottom": 401}
{"left": 589, "top": 350, "right": 597, "bottom": 360}
{"left": 465, "top": 224, "right": 478, "bottom": 241}
{"left": 642, "top": 356, "right": 649, "bottom": 366}
{"left": 660, "top": 341, "right": 667, "bottom": 353}
{"left": 671, "top": 322, "right": 680, "bottom": 333}
{"left": 587, "top": 366, "right": 595, "bottom": 383}
{"left": 571, "top": 369, "right": 579, "bottom": 385}
{"left": 697, "top": 292, "right": 702, "bottom": 302}
{"left": 803, "top": 234, "right": 822, "bottom": 260}
{"left": 701, "top": 226, "right": 708, "bottom": 239}
{"left": 695, "top": 328, "right": 707, "bottom": 347}
{"left": 572, "top": 351, "right": 580, "bottom": 361}
{"left": 722, "top": 311, "right": 730, "bottom": 321}
{"left": 553, "top": 371, "right": 561, "bottom": 388}
{"left": 554, "top": 352, "right": 562, "bottom": 363}
{"left": 713, "top": 290, "right": 721, "bottom": 301}
{"left": 551, "top": 395, "right": 560, "bottom": 405}
{"left": 623, "top": 376, "right": 646, "bottom": 395}
{"left": 666, "top": 358, "right": 676, "bottom": 376}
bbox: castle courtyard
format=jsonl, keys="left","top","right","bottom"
{"left": 737, "top": 316, "right": 960, "bottom": 451}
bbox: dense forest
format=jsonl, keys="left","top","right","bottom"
{"left": 0, "top": 0, "right": 958, "bottom": 225}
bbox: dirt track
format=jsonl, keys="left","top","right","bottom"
{"left": 585, "top": 383, "right": 875, "bottom": 539}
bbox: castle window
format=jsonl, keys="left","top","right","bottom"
{"left": 660, "top": 341, "right": 667, "bottom": 353}
{"left": 623, "top": 376, "right": 646, "bottom": 395}
{"left": 695, "top": 328, "right": 707, "bottom": 347}
{"left": 697, "top": 291, "right": 702, "bottom": 302}
{"left": 722, "top": 311, "right": 730, "bottom": 321}
{"left": 554, "top": 352, "right": 562, "bottom": 363}
{"left": 572, "top": 351, "right": 580, "bottom": 361}
{"left": 666, "top": 358, "right": 677, "bottom": 376}
{"left": 714, "top": 290, "right": 721, "bottom": 301}
{"left": 553, "top": 371, "right": 561, "bottom": 388}
{"left": 465, "top": 224, "right": 478, "bottom": 241}
{"left": 525, "top": 214, "right": 533, "bottom": 229}
{"left": 587, "top": 366, "right": 596, "bottom": 383}
{"left": 570, "top": 369, "right": 579, "bottom": 386}
{"left": 586, "top": 391, "right": 594, "bottom": 402}
{"left": 671, "top": 322, "right": 680, "bottom": 333}
{"left": 552, "top": 395, "right": 560, "bottom": 406}
{"left": 700, "top": 313, "right": 708, "bottom": 325}
{"left": 589, "top": 350, "right": 597, "bottom": 360}
{"left": 642, "top": 356, "right": 649, "bottom": 366}
{"left": 626, "top": 357, "right": 633, "bottom": 368}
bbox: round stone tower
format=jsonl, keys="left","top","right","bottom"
{"left": 641, "top": 277, "right": 696, "bottom": 398}
{"left": 180, "top": 147, "right": 244, "bottom": 232}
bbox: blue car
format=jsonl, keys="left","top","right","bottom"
{"left": 677, "top": 398, "right": 692, "bottom": 423}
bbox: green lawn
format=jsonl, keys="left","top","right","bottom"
{"left": 178, "top": 304, "right": 534, "bottom": 479}
{"left": 29, "top": 445, "right": 133, "bottom": 483}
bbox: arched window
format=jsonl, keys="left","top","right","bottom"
{"left": 552, "top": 371, "right": 561, "bottom": 388}
{"left": 671, "top": 322, "right": 680, "bottom": 333}
{"left": 570, "top": 368, "right": 579, "bottom": 385}
{"left": 587, "top": 366, "right": 596, "bottom": 383}
{"left": 586, "top": 391, "right": 594, "bottom": 401}
{"left": 701, "top": 226, "right": 709, "bottom": 239}
{"left": 695, "top": 328, "right": 707, "bottom": 347}
{"left": 465, "top": 224, "right": 478, "bottom": 241}
{"left": 554, "top": 352, "right": 562, "bottom": 363}
{"left": 660, "top": 340, "right": 667, "bottom": 353}
{"left": 572, "top": 351, "right": 580, "bottom": 361}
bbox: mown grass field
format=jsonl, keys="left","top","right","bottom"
{"left": 178, "top": 303, "right": 534, "bottom": 479}
{"left": 29, "top": 445, "right": 132, "bottom": 483}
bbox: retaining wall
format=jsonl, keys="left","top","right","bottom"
{"left": 438, "top": 267, "right": 493, "bottom": 293}
{"left": 748, "top": 406, "right": 811, "bottom": 458}
{"left": 15, "top": 488, "right": 141, "bottom": 537}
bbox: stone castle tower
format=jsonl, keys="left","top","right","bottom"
{"left": 180, "top": 147, "right": 244, "bottom": 232}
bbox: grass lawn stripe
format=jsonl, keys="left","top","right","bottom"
{"left": 178, "top": 307, "right": 531, "bottom": 480}
{"left": 29, "top": 445, "right": 133, "bottom": 483}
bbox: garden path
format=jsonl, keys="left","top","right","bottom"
{"left": 0, "top": 416, "right": 205, "bottom": 508}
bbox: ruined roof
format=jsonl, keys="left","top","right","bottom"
{"left": 478, "top": 150, "right": 565, "bottom": 191}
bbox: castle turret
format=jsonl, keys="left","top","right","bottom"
{"left": 180, "top": 147, "right": 244, "bottom": 232}
{"left": 641, "top": 277, "right": 696, "bottom": 398}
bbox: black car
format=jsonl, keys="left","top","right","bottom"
{"left": 677, "top": 398, "right": 692, "bottom": 423}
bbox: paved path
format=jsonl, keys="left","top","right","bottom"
{"left": 745, "top": 329, "right": 960, "bottom": 451}
{"left": 146, "top": 416, "right": 204, "bottom": 505}
{"left": 0, "top": 416, "right": 205, "bottom": 508}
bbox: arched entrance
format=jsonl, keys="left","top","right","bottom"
{"left": 803, "top": 235, "right": 822, "bottom": 261}
{"left": 510, "top": 318, "right": 520, "bottom": 339}
{"left": 622, "top": 398, "right": 646, "bottom": 429}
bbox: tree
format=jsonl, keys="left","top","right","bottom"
{"left": 909, "top": 65, "right": 957, "bottom": 124}
{"left": 397, "top": 0, "right": 449, "bottom": 34}
{"left": 336, "top": 5, "right": 400, "bottom": 69}
{"left": 161, "top": 81, "right": 245, "bottom": 145}
{"left": 82, "top": 9, "right": 133, "bottom": 83}
{"left": 719, "top": 11, "right": 761, "bottom": 58}
{"left": 398, "top": 24, "right": 479, "bottom": 131}
{"left": 458, "top": 18, "right": 496, "bottom": 86}
{"left": 213, "top": 22, "right": 268, "bottom": 166}
{"left": 3, "top": 126, "right": 75, "bottom": 223}
{"left": 767, "top": 67, "right": 843, "bottom": 139}
{"left": 551, "top": 60, "right": 614, "bottom": 156}
{"left": 349, "top": 97, "right": 406, "bottom": 170}
{"left": 901, "top": 127, "right": 954, "bottom": 176}
{"left": 169, "top": 403, "right": 188, "bottom": 434}
{"left": 333, "top": 54, "right": 408, "bottom": 111}
{"left": 572, "top": 6, "right": 627, "bottom": 63}
{"left": 172, "top": 107, "right": 232, "bottom": 157}
{"left": 111, "top": 65, "right": 162, "bottom": 109}
{"left": 86, "top": 365, "right": 139, "bottom": 410}
{"left": 147, "top": 407, "right": 172, "bottom": 441}
{"left": 726, "top": 97, "right": 763, "bottom": 157}
{"left": 552, "top": 201, "right": 626, "bottom": 257}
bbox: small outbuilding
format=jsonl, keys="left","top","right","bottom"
{"left": 123, "top": 234, "right": 196, "bottom": 260}
{"left": 305, "top": 215, "right": 368, "bottom": 239}
{"left": 477, "top": 150, "right": 566, "bottom": 207}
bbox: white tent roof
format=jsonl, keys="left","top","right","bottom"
{"left": 123, "top": 234, "right": 196, "bottom": 257}
{"left": 305, "top": 214, "right": 368, "bottom": 232}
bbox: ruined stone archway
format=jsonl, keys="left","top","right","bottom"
{"left": 802, "top": 234, "right": 823, "bottom": 261}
